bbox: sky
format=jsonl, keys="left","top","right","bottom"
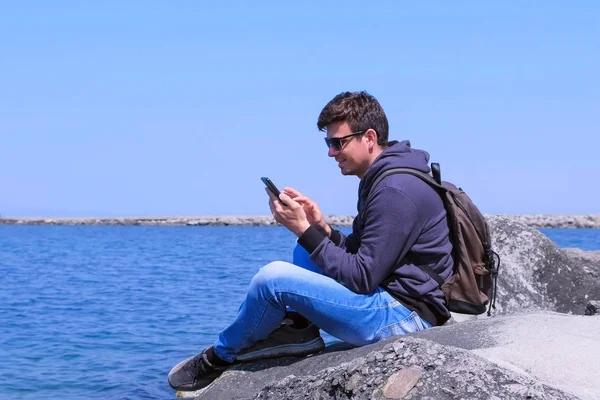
{"left": 1, "top": 1, "right": 599, "bottom": 217}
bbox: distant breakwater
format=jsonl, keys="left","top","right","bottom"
{"left": 1, "top": 214, "right": 600, "bottom": 228}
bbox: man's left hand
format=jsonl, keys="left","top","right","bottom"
{"left": 266, "top": 188, "right": 311, "bottom": 237}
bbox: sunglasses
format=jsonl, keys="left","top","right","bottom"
{"left": 324, "top": 131, "right": 364, "bottom": 151}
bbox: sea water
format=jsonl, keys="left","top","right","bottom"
{"left": 0, "top": 225, "right": 598, "bottom": 400}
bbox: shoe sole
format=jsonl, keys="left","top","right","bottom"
{"left": 235, "top": 337, "right": 325, "bottom": 362}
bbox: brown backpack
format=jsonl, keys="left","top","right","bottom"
{"left": 371, "top": 164, "right": 500, "bottom": 316}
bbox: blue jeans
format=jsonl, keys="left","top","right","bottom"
{"left": 213, "top": 243, "right": 432, "bottom": 362}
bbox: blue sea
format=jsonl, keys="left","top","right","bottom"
{"left": 1, "top": 225, "right": 599, "bottom": 400}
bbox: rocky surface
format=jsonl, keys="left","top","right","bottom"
{"left": 562, "top": 248, "right": 600, "bottom": 279}
{"left": 1, "top": 214, "right": 600, "bottom": 228}
{"left": 181, "top": 312, "right": 598, "bottom": 400}
{"left": 483, "top": 216, "right": 600, "bottom": 317}
{"left": 586, "top": 300, "right": 600, "bottom": 315}
{"left": 416, "top": 313, "right": 600, "bottom": 400}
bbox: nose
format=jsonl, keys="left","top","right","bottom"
{"left": 328, "top": 146, "right": 339, "bottom": 158}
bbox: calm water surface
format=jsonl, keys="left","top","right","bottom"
{"left": 0, "top": 225, "right": 598, "bottom": 399}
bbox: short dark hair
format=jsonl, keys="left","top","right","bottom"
{"left": 317, "top": 91, "right": 389, "bottom": 146}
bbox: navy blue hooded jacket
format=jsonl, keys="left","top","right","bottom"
{"left": 298, "top": 140, "right": 454, "bottom": 326}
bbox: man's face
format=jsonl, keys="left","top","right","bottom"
{"left": 325, "top": 121, "right": 371, "bottom": 178}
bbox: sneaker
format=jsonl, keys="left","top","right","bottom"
{"left": 235, "top": 323, "right": 325, "bottom": 362}
{"left": 168, "top": 347, "right": 229, "bottom": 392}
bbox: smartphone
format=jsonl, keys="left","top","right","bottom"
{"left": 261, "top": 177, "right": 287, "bottom": 205}
{"left": 261, "top": 177, "right": 281, "bottom": 197}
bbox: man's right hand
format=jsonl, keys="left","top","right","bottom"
{"left": 283, "top": 187, "right": 332, "bottom": 237}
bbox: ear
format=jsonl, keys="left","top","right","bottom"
{"left": 365, "top": 128, "right": 378, "bottom": 148}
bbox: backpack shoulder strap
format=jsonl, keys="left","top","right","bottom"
{"left": 369, "top": 167, "right": 446, "bottom": 201}
{"left": 368, "top": 167, "right": 448, "bottom": 287}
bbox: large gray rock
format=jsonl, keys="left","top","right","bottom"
{"left": 485, "top": 215, "right": 600, "bottom": 316}
{"left": 416, "top": 312, "right": 600, "bottom": 400}
{"left": 185, "top": 312, "right": 599, "bottom": 400}
{"left": 561, "top": 248, "right": 600, "bottom": 278}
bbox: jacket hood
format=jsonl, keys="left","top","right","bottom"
{"left": 359, "top": 140, "right": 431, "bottom": 200}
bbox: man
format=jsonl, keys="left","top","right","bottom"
{"left": 168, "top": 91, "right": 454, "bottom": 392}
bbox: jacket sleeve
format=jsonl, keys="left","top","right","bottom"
{"left": 298, "top": 186, "right": 422, "bottom": 294}
{"left": 328, "top": 217, "right": 361, "bottom": 252}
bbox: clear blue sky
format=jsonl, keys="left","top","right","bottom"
{"left": 1, "top": 1, "right": 599, "bottom": 217}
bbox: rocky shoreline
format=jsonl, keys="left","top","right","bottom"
{"left": 1, "top": 214, "right": 600, "bottom": 228}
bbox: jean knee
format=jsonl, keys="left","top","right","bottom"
{"left": 249, "top": 261, "right": 294, "bottom": 294}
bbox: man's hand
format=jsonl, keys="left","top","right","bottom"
{"left": 266, "top": 188, "right": 311, "bottom": 237}
{"left": 283, "top": 187, "right": 332, "bottom": 237}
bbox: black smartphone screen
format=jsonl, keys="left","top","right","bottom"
{"left": 261, "top": 177, "right": 281, "bottom": 197}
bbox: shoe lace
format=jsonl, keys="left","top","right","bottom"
{"left": 183, "top": 353, "right": 210, "bottom": 377}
